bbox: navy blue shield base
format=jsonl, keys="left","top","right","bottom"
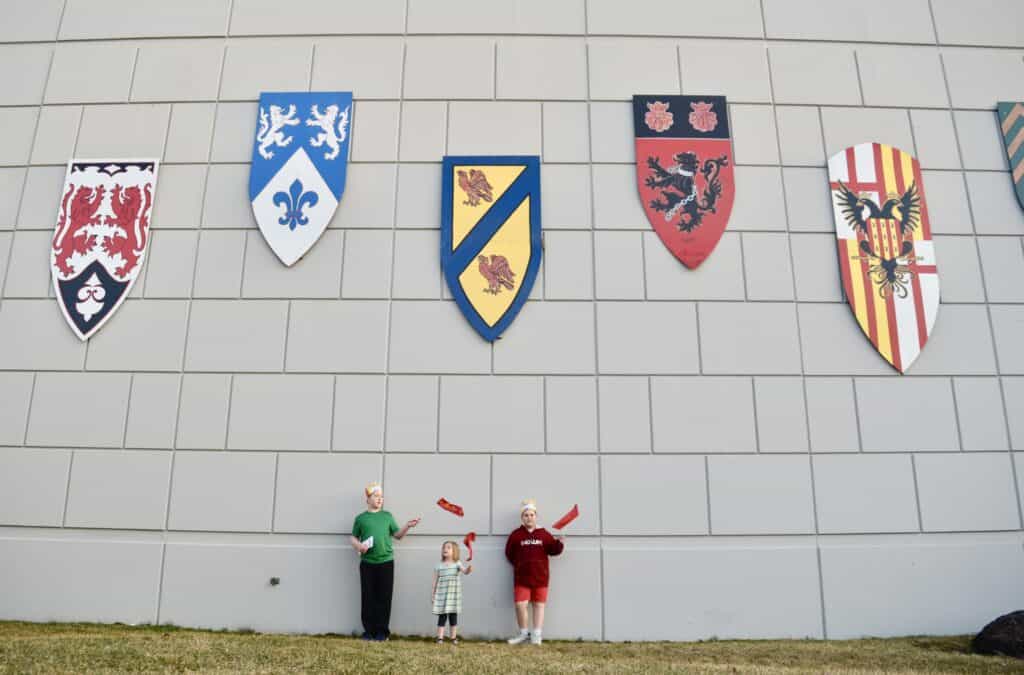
{"left": 249, "top": 92, "right": 352, "bottom": 266}
{"left": 441, "top": 156, "right": 542, "bottom": 342}
{"left": 50, "top": 160, "right": 158, "bottom": 340}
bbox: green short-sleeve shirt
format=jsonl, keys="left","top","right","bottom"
{"left": 351, "top": 510, "right": 400, "bottom": 564}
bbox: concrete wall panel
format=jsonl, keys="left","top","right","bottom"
{"left": 0, "top": 537, "right": 162, "bottom": 624}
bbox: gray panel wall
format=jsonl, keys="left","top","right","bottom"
{"left": 1, "top": 0, "right": 1023, "bottom": 640}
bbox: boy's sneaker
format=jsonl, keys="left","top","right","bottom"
{"left": 530, "top": 631, "right": 543, "bottom": 645}
{"left": 507, "top": 631, "right": 530, "bottom": 645}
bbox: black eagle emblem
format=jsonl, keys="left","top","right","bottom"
{"left": 833, "top": 181, "right": 922, "bottom": 298}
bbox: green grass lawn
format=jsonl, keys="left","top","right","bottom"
{"left": 1, "top": 621, "right": 1022, "bottom": 674}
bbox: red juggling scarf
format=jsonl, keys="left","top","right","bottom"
{"left": 552, "top": 504, "right": 579, "bottom": 530}
{"left": 437, "top": 498, "right": 464, "bottom": 517}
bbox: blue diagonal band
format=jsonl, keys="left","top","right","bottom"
{"left": 447, "top": 167, "right": 533, "bottom": 272}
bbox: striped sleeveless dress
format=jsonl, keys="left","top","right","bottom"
{"left": 432, "top": 561, "right": 465, "bottom": 614}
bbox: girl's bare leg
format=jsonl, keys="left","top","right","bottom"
{"left": 515, "top": 601, "right": 529, "bottom": 629}
{"left": 533, "top": 603, "right": 545, "bottom": 631}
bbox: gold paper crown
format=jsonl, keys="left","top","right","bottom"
{"left": 365, "top": 482, "right": 382, "bottom": 497}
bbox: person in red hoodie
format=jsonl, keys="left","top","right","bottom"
{"left": 504, "top": 499, "right": 564, "bottom": 645}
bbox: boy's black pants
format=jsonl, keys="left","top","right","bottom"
{"left": 359, "top": 560, "right": 394, "bottom": 638}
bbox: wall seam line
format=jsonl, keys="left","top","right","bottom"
{"left": 20, "top": 33, "right": 1024, "bottom": 49}
{"left": 121, "top": 374, "right": 135, "bottom": 448}
{"left": 646, "top": 375, "right": 654, "bottom": 454}
{"left": 850, "top": 378, "right": 865, "bottom": 452}
{"left": 541, "top": 376, "right": 548, "bottom": 453}
{"left": 270, "top": 452, "right": 280, "bottom": 532}
{"left": 280, "top": 300, "right": 291, "bottom": 373}
{"left": 582, "top": 16, "right": 606, "bottom": 640}
{"left": 237, "top": 231, "right": 250, "bottom": 297}
{"left": 327, "top": 375, "right": 337, "bottom": 452}
{"left": 910, "top": 453, "right": 925, "bottom": 532}
{"left": 9, "top": 524, "right": 1024, "bottom": 539}
{"left": 851, "top": 50, "right": 866, "bottom": 106}
{"left": 126, "top": 47, "right": 141, "bottom": 102}
{"left": 703, "top": 455, "right": 712, "bottom": 535}
{"left": 154, "top": 537, "right": 169, "bottom": 624}
{"left": 434, "top": 375, "right": 441, "bottom": 453}
{"left": 949, "top": 377, "right": 965, "bottom": 452}
{"left": 749, "top": 377, "right": 761, "bottom": 454}
{"left": 380, "top": 38, "right": 409, "bottom": 455}
{"left": 222, "top": 374, "right": 234, "bottom": 450}
{"left": 925, "top": 0, "right": 942, "bottom": 46}
{"left": 22, "top": 372, "right": 38, "bottom": 445}
{"left": 60, "top": 450, "right": 74, "bottom": 527}
{"left": 53, "top": 0, "right": 69, "bottom": 43}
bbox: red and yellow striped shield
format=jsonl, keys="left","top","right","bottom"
{"left": 828, "top": 143, "right": 939, "bottom": 374}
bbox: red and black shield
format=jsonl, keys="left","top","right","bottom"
{"left": 633, "top": 95, "right": 735, "bottom": 269}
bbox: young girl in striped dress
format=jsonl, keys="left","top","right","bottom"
{"left": 432, "top": 540, "right": 473, "bottom": 643}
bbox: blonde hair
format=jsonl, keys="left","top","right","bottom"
{"left": 441, "top": 540, "right": 461, "bottom": 563}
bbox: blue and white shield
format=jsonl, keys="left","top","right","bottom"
{"left": 249, "top": 92, "right": 352, "bottom": 266}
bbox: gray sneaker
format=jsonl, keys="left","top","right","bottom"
{"left": 530, "top": 632, "right": 543, "bottom": 645}
{"left": 507, "top": 632, "right": 530, "bottom": 645}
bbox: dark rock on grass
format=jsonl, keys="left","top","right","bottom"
{"left": 973, "top": 610, "right": 1024, "bottom": 658}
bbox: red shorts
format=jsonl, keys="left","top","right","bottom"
{"left": 514, "top": 585, "right": 548, "bottom": 603}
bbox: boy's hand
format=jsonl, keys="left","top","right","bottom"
{"left": 406, "top": 517, "right": 421, "bottom": 529}
{"left": 358, "top": 542, "right": 370, "bottom": 554}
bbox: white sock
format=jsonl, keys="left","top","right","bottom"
{"left": 532, "top": 629, "right": 542, "bottom": 636}
{"left": 520, "top": 628, "right": 529, "bottom": 636}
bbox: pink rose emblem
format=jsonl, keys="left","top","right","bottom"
{"left": 644, "top": 101, "right": 674, "bottom": 133}
{"left": 688, "top": 101, "right": 718, "bottom": 133}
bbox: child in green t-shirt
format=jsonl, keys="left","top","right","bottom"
{"left": 349, "top": 482, "right": 420, "bottom": 641}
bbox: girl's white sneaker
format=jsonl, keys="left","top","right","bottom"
{"left": 507, "top": 632, "right": 530, "bottom": 645}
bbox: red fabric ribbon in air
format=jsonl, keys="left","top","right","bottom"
{"left": 463, "top": 532, "right": 476, "bottom": 561}
{"left": 437, "top": 498, "right": 464, "bottom": 517}
{"left": 551, "top": 504, "right": 579, "bottom": 530}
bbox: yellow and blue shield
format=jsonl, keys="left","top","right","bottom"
{"left": 441, "top": 156, "right": 541, "bottom": 342}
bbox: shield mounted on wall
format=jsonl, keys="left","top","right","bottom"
{"left": 633, "top": 94, "right": 735, "bottom": 269}
{"left": 441, "top": 156, "right": 541, "bottom": 342}
{"left": 997, "top": 102, "right": 1024, "bottom": 211}
{"left": 249, "top": 91, "right": 352, "bottom": 266}
{"left": 828, "top": 143, "right": 939, "bottom": 374}
{"left": 50, "top": 160, "right": 158, "bottom": 340}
